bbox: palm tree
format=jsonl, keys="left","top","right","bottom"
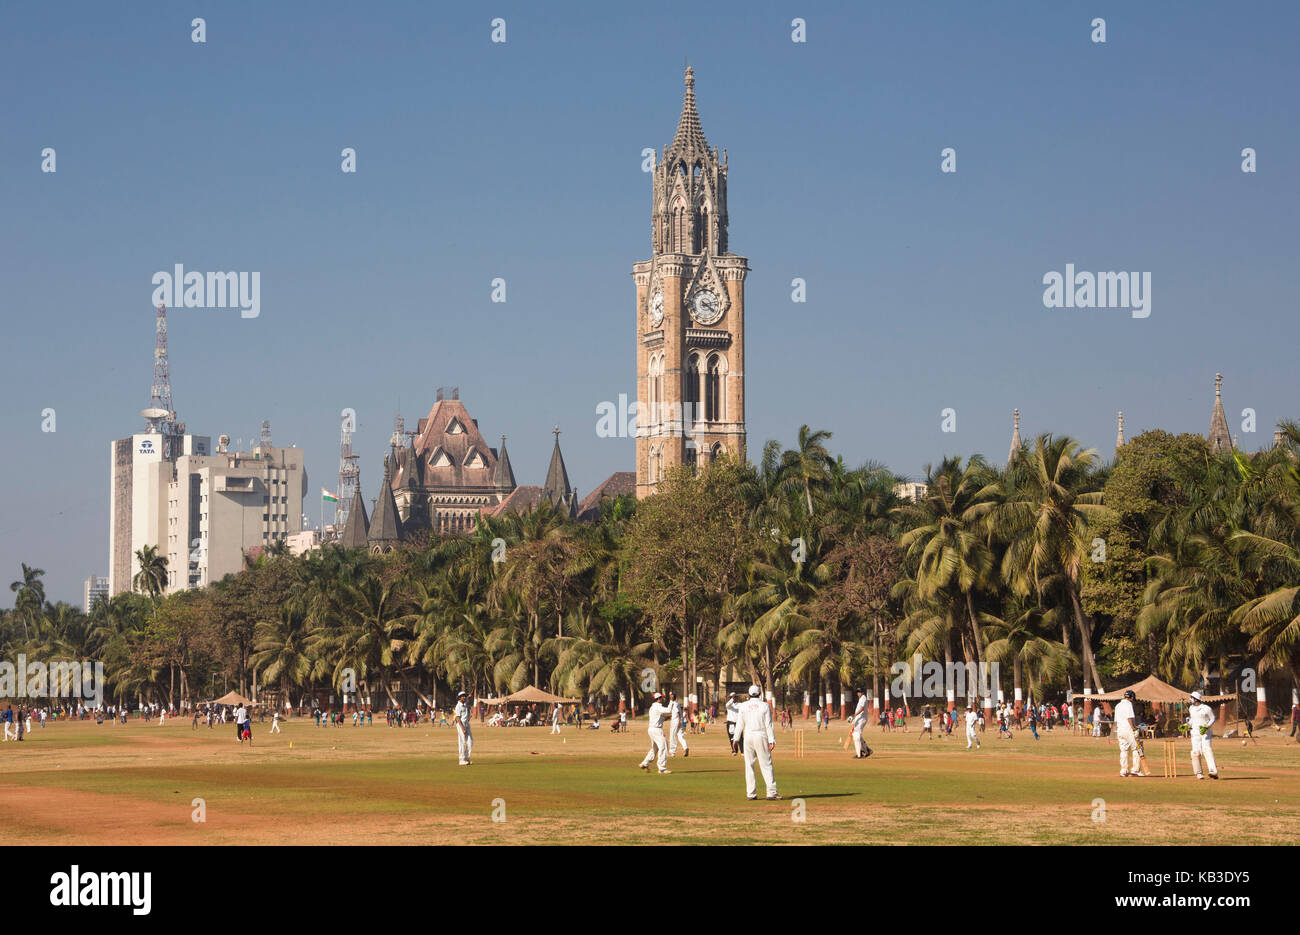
{"left": 974, "top": 434, "right": 1111, "bottom": 692}
{"left": 252, "top": 603, "right": 314, "bottom": 710}
{"left": 982, "top": 601, "right": 1073, "bottom": 708}
{"left": 133, "top": 545, "right": 168, "bottom": 597}
{"left": 779, "top": 426, "right": 834, "bottom": 519}
{"left": 9, "top": 563, "right": 46, "bottom": 641}
{"left": 899, "top": 456, "right": 996, "bottom": 671}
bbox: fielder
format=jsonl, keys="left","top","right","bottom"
{"left": 725, "top": 692, "right": 741, "bottom": 755}
{"left": 850, "top": 690, "right": 872, "bottom": 759}
{"left": 639, "top": 692, "right": 672, "bottom": 774}
{"left": 1114, "top": 689, "right": 1146, "bottom": 777}
{"left": 551, "top": 704, "right": 562, "bottom": 734}
{"left": 964, "top": 704, "right": 981, "bottom": 750}
{"left": 270, "top": 711, "right": 281, "bottom": 734}
{"left": 1187, "top": 691, "right": 1219, "bottom": 780}
{"left": 453, "top": 691, "right": 473, "bottom": 766}
{"left": 667, "top": 691, "right": 689, "bottom": 757}
{"left": 733, "top": 685, "right": 779, "bottom": 800}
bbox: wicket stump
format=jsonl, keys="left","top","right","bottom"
{"left": 1162, "top": 739, "right": 1178, "bottom": 778}
{"left": 793, "top": 729, "right": 805, "bottom": 759}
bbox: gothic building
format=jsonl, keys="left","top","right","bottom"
{"left": 343, "top": 390, "right": 634, "bottom": 552}
{"left": 634, "top": 67, "right": 748, "bottom": 497}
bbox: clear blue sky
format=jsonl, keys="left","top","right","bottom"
{"left": 3, "top": 1, "right": 1298, "bottom": 603}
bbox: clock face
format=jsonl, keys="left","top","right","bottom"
{"left": 649, "top": 291, "right": 664, "bottom": 327}
{"left": 692, "top": 289, "right": 721, "bottom": 325}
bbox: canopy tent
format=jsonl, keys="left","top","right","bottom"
{"left": 208, "top": 691, "right": 254, "bottom": 707}
{"left": 477, "top": 697, "right": 509, "bottom": 707}
{"left": 503, "top": 686, "right": 581, "bottom": 706}
{"left": 1078, "top": 675, "right": 1234, "bottom": 705}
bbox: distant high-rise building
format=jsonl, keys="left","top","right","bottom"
{"left": 162, "top": 441, "right": 307, "bottom": 592}
{"left": 83, "top": 575, "right": 108, "bottom": 612}
{"left": 109, "top": 432, "right": 210, "bottom": 595}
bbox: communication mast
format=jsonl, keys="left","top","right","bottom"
{"left": 140, "top": 304, "right": 184, "bottom": 459}
{"left": 336, "top": 411, "right": 360, "bottom": 527}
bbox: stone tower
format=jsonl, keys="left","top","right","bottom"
{"left": 634, "top": 67, "right": 749, "bottom": 498}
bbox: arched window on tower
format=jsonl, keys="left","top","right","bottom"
{"left": 684, "top": 353, "right": 701, "bottom": 429}
{"left": 705, "top": 354, "right": 721, "bottom": 422}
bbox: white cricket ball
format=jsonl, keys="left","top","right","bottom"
{"left": 1241, "top": 739, "right": 1247, "bottom": 746}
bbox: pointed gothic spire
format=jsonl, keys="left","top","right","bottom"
{"left": 542, "top": 426, "right": 576, "bottom": 518}
{"left": 668, "top": 66, "right": 710, "bottom": 159}
{"left": 493, "top": 434, "right": 516, "bottom": 490}
{"left": 368, "top": 453, "right": 403, "bottom": 548}
{"left": 339, "top": 485, "right": 370, "bottom": 549}
{"left": 1115, "top": 411, "right": 1126, "bottom": 454}
{"left": 1208, "top": 373, "right": 1233, "bottom": 454}
{"left": 403, "top": 432, "right": 420, "bottom": 490}
{"left": 1008, "top": 409, "right": 1022, "bottom": 465}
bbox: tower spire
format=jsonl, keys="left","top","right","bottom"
{"left": 141, "top": 303, "right": 184, "bottom": 459}
{"left": 1008, "top": 409, "right": 1022, "bottom": 465}
{"left": 1115, "top": 411, "right": 1125, "bottom": 454}
{"left": 1208, "top": 373, "right": 1233, "bottom": 454}
{"left": 668, "top": 65, "right": 710, "bottom": 159}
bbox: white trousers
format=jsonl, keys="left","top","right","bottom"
{"left": 741, "top": 733, "right": 778, "bottom": 798}
{"left": 851, "top": 718, "right": 868, "bottom": 755}
{"left": 641, "top": 727, "right": 668, "bottom": 771}
{"left": 1190, "top": 733, "right": 1217, "bottom": 776}
{"left": 551, "top": 721, "right": 561, "bottom": 734}
{"left": 1117, "top": 732, "right": 1139, "bottom": 772}
{"left": 457, "top": 724, "right": 474, "bottom": 763}
{"left": 966, "top": 728, "right": 980, "bottom": 748}
{"left": 2, "top": 723, "right": 12, "bottom": 741}
{"left": 270, "top": 722, "right": 281, "bottom": 733}
{"left": 669, "top": 719, "right": 688, "bottom": 754}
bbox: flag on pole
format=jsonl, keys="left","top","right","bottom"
{"left": 321, "top": 488, "right": 340, "bottom": 502}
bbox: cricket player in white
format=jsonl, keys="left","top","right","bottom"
{"left": 1187, "top": 691, "right": 1219, "bottom": 780}
{"left": 639, "top": 692, "right": 672, "bottom": 773}
{"left": 1114, "top": 689, "right": 1144, "bottom": 777}
{"left": 270, "top": 711, "right": 281, "bottom": 734}
{"left": 667, "top": 691, "right": 689, "bottom": 757}
{"left": 734, "top": 685, "right": 779, "bottom": 799}
{"left": 850, "top": 689, "right": 871, "bottom": 758}
{"left": 725, "top": 693, "right": 741, "bottom": 755}
{"left": 454, "top": 691, "right": 473, "bottom": 766}
{"left": 551, "top": 704, "right": 562, "bottom": 734}
{"left": 964, "top": 705, "right": 981, "bottom": 749}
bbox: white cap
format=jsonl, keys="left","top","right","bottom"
{"left": 748, "top": 685, "right": 761, "bottom": 697}
{"left": 1189, "top": 691, "right": 1202, "bottom": 702}
{"left": 457, "top": 691, "right": 467, "bottom": 697}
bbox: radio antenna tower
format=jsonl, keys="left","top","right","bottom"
{"left": 336, "top": 412, "right": 360, "bottom": 527}
{"left": 140, "top": 304, "right": 184, "bottom": 459}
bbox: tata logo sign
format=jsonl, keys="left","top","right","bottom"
{"left": 138, "top": 439, "right": 155, "bottom": 454}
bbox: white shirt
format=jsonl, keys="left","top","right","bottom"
{"left": 552, "top": 707, "right": 561, "bottom": 723}
{"left": 454, "top": 700, "right": 471, "bottom": 729}
{"left": 733, "top": 698, "right": 775, "bottom": 746}
{"left": 726, "top": 699, "right": 741, "bottom": 723}
{"left": 669, "top": 700, "right": 683, "bottom": 722}
{"left": 964, "top": 711, "right": 979, "bottom": 731}
{"left": 1189, "top": 703, "right": 1215, "bottom": 737}
{"left": 853, "top": 695, "right": 869, "bottom": 723}
{"left": 647, "top": 701, "right": 671, "bottom": 730}
{"left": 234, "top": 707, "right": 246, "bottom": 724}
{"left": 1113, "top": 699, "right": 1136, "bottom": 734}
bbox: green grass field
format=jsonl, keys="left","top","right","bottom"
{"left": 0, "top": 716, "right": 1296, "bottom": 845}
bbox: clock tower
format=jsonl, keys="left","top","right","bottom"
{"left": 634, "top": 67, "right": 748, "bottom": 497}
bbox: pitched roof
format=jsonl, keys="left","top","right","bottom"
{"left": 577, "top": 471, "right": 636, "bottom": 522}
{"left": 1208, "top": 373, "right": 1233, "bottom": 454}
{"left": 487, "top": 485, "right": 544, "bottom": 519}
{"left": 493, "top": 435, "right": 516, "bottom": 489}
{"left": 368, "top": 454, "right": 403, "bottom": 545}
{"left": 411, "top": 396, "right": 501, "bottom": 491}
{"left": 339, "top": 486, "right": 370, "bottom": 548}
{"left": 667, "top": 66, "right": 710, "bottom": 161}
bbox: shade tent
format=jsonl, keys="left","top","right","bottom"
{"left": 1081, "top": 675, "right": 1233, "bottom": 705}
{"left": 209, "top": 691, "right": 253, "bottom": 707}
{"left": 503, "top": 686, "right": 581, "bottom": 706}
{"left": 477, "top": 697, "right": 509, "bottom": 707}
